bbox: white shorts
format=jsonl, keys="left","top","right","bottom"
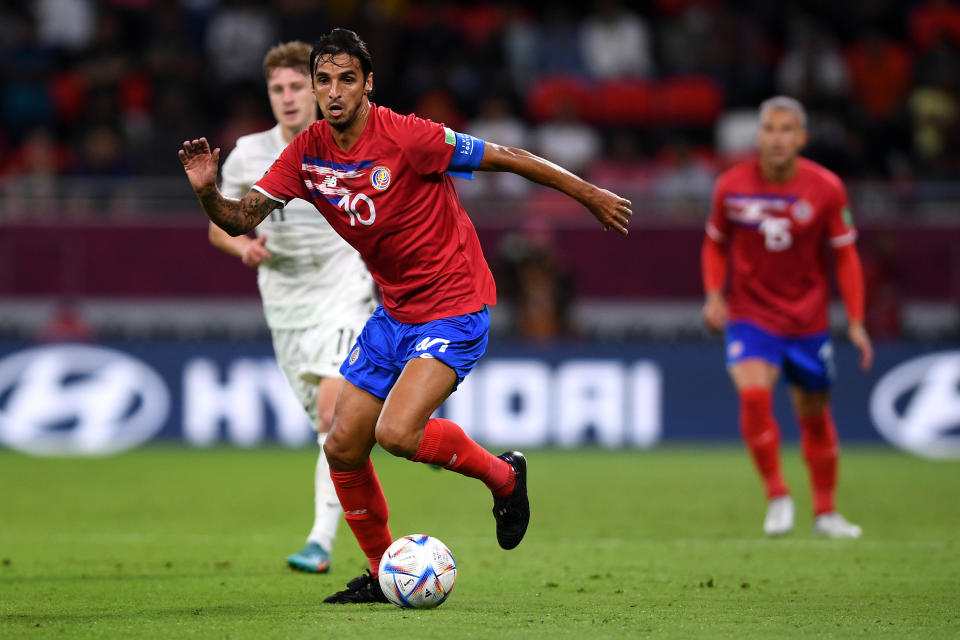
{"left": 269, "top": 306, "right": 372, "bottom": 428}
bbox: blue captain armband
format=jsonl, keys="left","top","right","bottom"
{"left": 444, "top": 127, "right": 485, "bottom": 179}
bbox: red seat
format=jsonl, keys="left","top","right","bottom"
{"left": 524, "top": 76, "right": 591, "bottom": 122}
{"left": 598, "top": 80, "right": 653, "bottom": 126}
{"left": 651, "top": 76, "right": 724, "bottom": 126}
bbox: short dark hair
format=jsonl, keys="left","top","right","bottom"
{"left": 310, "top": 28, "right": 373, "bottom": 82}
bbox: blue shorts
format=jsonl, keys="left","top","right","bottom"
{"left": 339, "top": 305, "right": 490, "bottom": 400}
{"left": 725, "top": 321, "right": 835, "bottom": 391}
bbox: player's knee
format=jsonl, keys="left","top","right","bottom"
{"left": 322, "top": 432, "right": 364, "bottom": 470}
{"left": 375, "top": 420, "right": 420, "bottom": 459}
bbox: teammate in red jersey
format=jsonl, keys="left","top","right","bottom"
{"left": 702, "top": 96, "right": 873, "bottom": 538}
{"left": 180, "top": 29, "right": 631, "bottom": 603}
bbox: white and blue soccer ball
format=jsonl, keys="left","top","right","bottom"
{"left": 378, "top": 534, "right": 457, "bottom": 609}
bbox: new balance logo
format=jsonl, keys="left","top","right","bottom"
{"left": 415, "top": 337, "right": 450, "bottom": 353}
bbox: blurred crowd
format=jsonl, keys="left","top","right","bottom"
{"left": 2, "top": 0, "right": 960, "bottom": 211}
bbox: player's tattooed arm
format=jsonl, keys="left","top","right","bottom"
{"left": 478, "top": 142, "right": 632, "bottom": 235}
{"left": 198, "top": 189, "right": 278, "bottom": 237}
{"left": 179, "top": 137, "right": 279, "bottom": 236}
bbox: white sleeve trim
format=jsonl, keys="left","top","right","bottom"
{"left": 829, "top": 229, "right": 857, "bottom": 247}
{"left": 705, "top": 222, "right": 726, "bottom": 243}
{"left": 251, "top": 184, "right": 287, "bottom": 205}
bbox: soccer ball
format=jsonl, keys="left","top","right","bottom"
{"left": 378, "top": 534, "right": 457, "bottom": 609}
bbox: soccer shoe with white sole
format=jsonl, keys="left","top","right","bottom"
{"left": 322, "top": 570, "right": 389, "bottom": 604}
{"left": 285, "top": 542, "right": 331, "bottom": 573}
{"left": 813, "top": 512, "right": 862, "bottom": 539}
{"left": 492, "top": 451, "right": 529, "bottom": 550}
{"left": 763, "top": 495, "right": 795, "bottom": 536}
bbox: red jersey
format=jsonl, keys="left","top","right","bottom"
{"left": 253, "top": 104, "right": 496, "bottom": 324}
{"left": 706, "top": 157, "right": 857, "bottom": 336}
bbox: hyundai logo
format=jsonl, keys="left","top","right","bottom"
{"left": 0, "top": 344, "right": 170, "bottom": 456}
{"left": 869, "top": 351, "right": 960, "bottom": 459}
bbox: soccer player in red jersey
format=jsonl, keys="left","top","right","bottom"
{"left": 702, "top": 96, "right": 873, "bottom": 538}
{"left": 180, "top": 29, "right": 631, "bottom": 603}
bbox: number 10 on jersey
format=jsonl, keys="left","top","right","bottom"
{"left": 337, "top": 193, "right": 376, "bottom": 227}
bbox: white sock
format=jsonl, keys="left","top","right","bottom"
{"left": 307, "top": 432, "right": 341, "bottom": 551}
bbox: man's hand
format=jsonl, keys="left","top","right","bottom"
{"left": 585, "top": 187, "right": 632, "bottom": 235}
{"left": 702, "top": 291, "right": 727, "bottom": 333}
{"left": 849, "top": 321, "right": 874, "bottom": 372}
{"left": 179, "top": 137, "right": 220, "bottom": 196}
{"left": 242, "top": 235, "right": 272, "bottom": 268}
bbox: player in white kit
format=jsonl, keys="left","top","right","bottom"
{"left": 207, "top": 41, "right": 375, "bottom": 573}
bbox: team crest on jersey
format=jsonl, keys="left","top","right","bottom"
{"left": 370, "top": 165, "right": 392, "bottom": 191}
{"left": 792, "top": 199, "right": 813, "bottom": 224}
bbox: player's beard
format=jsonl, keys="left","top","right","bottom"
{"left": 326, "top": 99, "right": 367, "bottom": 133}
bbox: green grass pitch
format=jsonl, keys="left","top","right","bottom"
{"left": 1, "top": 445, "right": 957, "bottom": 639}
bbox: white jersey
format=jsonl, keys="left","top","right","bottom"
{"left": 220, "top": 124, "right": 374, "bottom": 329}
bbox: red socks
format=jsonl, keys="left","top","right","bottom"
{"left": 738, "top": 387, "right": 789, "bottom": 499}
{"left": 412, "top": 418, "right": 515, "bottom": 498}
{"left": 329, "top": 459, "right": 392, "bottom": 577}
{"left": 798, "top": 409, "right": 839, "bottom": 516}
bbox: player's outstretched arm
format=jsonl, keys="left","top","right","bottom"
{"left": 179, "top": 137, "right": 279, "bottom": 236}
{"left": 478, "top": 143, "right": 632, "bottom": 235}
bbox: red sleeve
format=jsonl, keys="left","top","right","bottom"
{"left": 704, "top": 174, "right": 729, "bottom": 244}
{"left": 834, "top": 243, "right": 865, "bottom": 324}
{"left": 390, "top": 111, "right": 455, "bottom": 176}
{"left": 701, "top": 235, "right": 727, "bottom": 294}
{"left": 252, "top": 135, "right": 310, "bottom": 204}
{"left": 825, "top": 179, "right": 857, "bottom": 248}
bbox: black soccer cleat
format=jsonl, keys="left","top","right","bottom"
{"left": 322, "top": 570, "right": 390, "bottom": 604}
{"left": 492, "top": 451, "right": 529, "bottom": 550}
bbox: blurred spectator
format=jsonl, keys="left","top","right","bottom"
{"left": 214, "top": 87, "right": 272, "bottom": 155}
{"left": 67, "top": 124, "right": 132, "bottom": 210}
{"left": 539, "top": 8, "right": 586, "bottom": 77}
{"left": 72, "top": 124, "right": 129, "bottom": 176}
{"left": 501, "top": 6, "right": 539, "bottom": 93}
{"left": 706, "top": 7, "right": 775, "bottom": 108}
{"left": 653, "top": 140, "right": 715, "bottom": 215}
{"left": 274, "top": 0, "right": 330, "bottom": 44}
{"left": 464, "top": 95, "right": 531, "bottom": 198}
{"left": 909, "top": 0, "right": 960, "bottom": 52}
{"left": 845, "top": 32, "right": 913, "bottom": 122}
{"left": 2, "top": 127, "right": 71, "bottom": 178}
{"left": 413, "top": 89, "right": 465, "bottom": 133}
{"left": 776, "top": 20, "right": 849, "bottom": 107}
{"left": 33, "top": 0, "right": 96, "bottom": 52}
{"left": 658, "top": 2, "right": 711, "bottom": 75}
{"left": 531, "top": 99, "right": 601, "bottom": 177}
{"left": 1, "top": 12, "right": 56, "bottom": 133}
{"left": 845, "top": 31, "right": 913, "bottom": 177}
{"left": 0, "top": 127, "right": 71, "bottom": 217}
{"left": 908, "top": 59, "right": 960, "bottom": 178}
{"left": 206, "top": 0, "right": 277, "bottom": 85}
{"left": 580, "top": 1, "right": 654, "bottom": 80}
{"left": 132, "top": 84, "right": 201, "bottom": 175}
{"left": 495, "top": 233, "right": 574, "bottom": 343}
